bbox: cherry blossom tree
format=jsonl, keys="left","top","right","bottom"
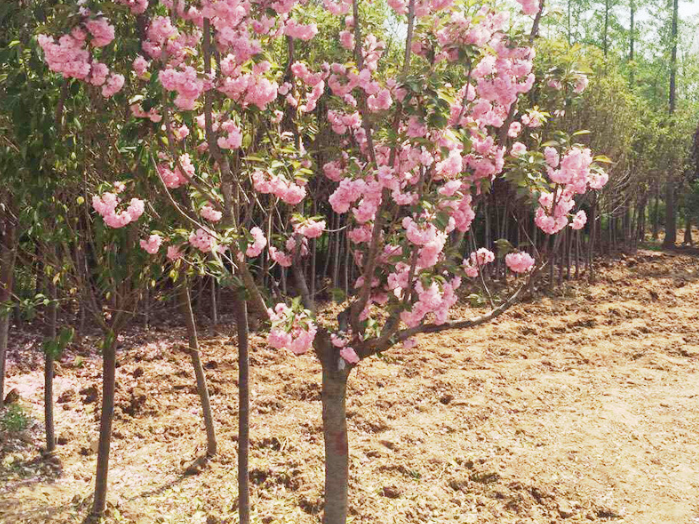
{"left": 36, "top": 0, "right": 608, "bottom": 522}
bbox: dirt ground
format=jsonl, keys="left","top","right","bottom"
{"left": 1, "top": 249, "right": 698, "bottom": 524}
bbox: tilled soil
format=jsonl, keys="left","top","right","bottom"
{"left": 1, "top": 250, "right": 698, "bottom": 524}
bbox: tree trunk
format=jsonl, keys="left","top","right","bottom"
{"left": 320, "top": 339, "right": 350, "bottom": 524}
{"left": 92, "top": 334, "right": 118, "bottom": 517}
{"left": 669, "top": 0, "right": 679, "bottom": 114}
{"left": 588, "top": 194, "right": 597, "bottom": 282}
{"left": 662, "top": 180, "right": 677, "bottom": 248}
{"left": 652, "top": 186, "right": 660, "bottom": 240}
{"left": 629, "top": 0, "right": 635, "bottom": 85}
{"left": 45, "top": 276, "right": 58, "bottom": 452}
{"left": 235, "top": 295, "right": 250, "bottom": 524}
{"left": 44, "top": 353, "right": 55, "bottom": 451}
{"left": 210, "top": 278, "right": 218, "bottom": 326}
{"left": 684, "top": 217, "right": 693, "bottom": 245}
{"left": 178, "top": 285, "right": 217, "bottom": 456}
{"left": 0, "top": 220, "right": 17, "bottom": 408}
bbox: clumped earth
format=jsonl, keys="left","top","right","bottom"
{"left": 1, "top": 250, "right": 699, "bottom": 524}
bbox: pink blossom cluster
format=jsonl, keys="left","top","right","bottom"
{"left": 284, "top": 20, "right": 318, "bottom": 41}
{"left": 219, "top": 59, "right": 279, "bottom": 110}
{"left": 92, "top": 192, "right": 145, "bottom": 229}
{"left": 158, "top": 154, "right": 194, "bottom": 188}
{"left": 293, "top": 218, "right": 326, "bottom": 239}
{"left": 463, "top": 248, "right": 495, "bottom": 277}
{"left": 267, "top": 304, "right": 317, "bottom": 355}
{"left": 38, "top": 19, "right": 124, "bottom": 98}
{"left": 159, "top": 66, "right": 205, "bottom": 110}
{"left": 167, "top": 245, "right": 183, "bottom": 261}
{"left": 200, "top": 204, "right": 222, "bottom": 222}
{"left": 331, "top": 333, "right": 360, "bottom": 365}
{"left": 245, "top": 227, "right": 267, "bottom": 257}
{"left": 189, "top": 228, "right": 216, "bottom": 253}
{"left": 505, "top": 252, "right": 535, "bottom": 273}
{"left": 534, "top": 146, "right": 608, "bottom": 234}
{"left": 399, "top": 278, "right": 462, "bottom": 327}
{"left": 217, "top": 121, "right": 243, "bottom": 150}
{"left": 130, "top": 103, "right": 162, "bottom": 122}
{"left": 140, "top": 234, "right": 163, "bottom": 254}
{"left": 252, "top": 171, "right": 306, "bottom": 205}
{"left": 269, "top": 246, "right": 293, "bottom": 267}
{"left": 516, "top": 0, "right": 540, "bottom": 16}
{"left": 402, "top": 217, "right": 448, "bottom": 269}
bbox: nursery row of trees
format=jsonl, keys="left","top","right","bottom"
{"left": 0, "top": 0, "right": 698, "bottom": 523}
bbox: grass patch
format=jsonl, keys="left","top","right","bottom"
{"left": 1, "top": 404, "right": 30, "bottom": 433}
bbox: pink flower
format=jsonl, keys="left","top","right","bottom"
{"left": 574, "top": 74, "right": 589, "bottom": 93}
{"left": 88, "top": 62, "right": 109, "bottom": 86}
{"left": 92, "top": 191, "right": 144, "bottom": 229}
{"left": 267, "top": 303, "right": 317, "bottom": 355}
{"left": 544, "top": 147, "right": 559, "bottom": 168}
{"left": 200, "top": 204, "right": 222, "bottom": 222}
{"left": 505, "top": 252, "right": 535, "bottom": 273}
{"left": 269, "top": 246, "right": 292, "bottom": 267}
{"left": 167, "top": 245, "right": 183, "bottom": 261}
{"left": 285, "top": 20, "right": 318, "bottom": 41}
{"left": 508, "top": 122, "right": 522, "bottom": 137}
{"left": 463, "top": 248, "right": 495, "bottom": 277}
{"left": 85, "top": 18, "right": 115, "bottom": 47}
{"left": 102, "top": 73, "right": 125, "bottom": 98}
{"left": 294, "top": 218, "right": 326, "bottom": 238}
{"left": 511, "top": 142, "right": 527, "bottom": 156}
{"left": 133, "top": 55, "right": 149, "bottom": 77}
{"left": 516, "top": 0, "right": 540, "bottom": 15}
{"left": 140, "top": 234, "right": 162, "bottom": 255}
{"left": 340, "top": 30, "right": 354, "bottom": 50}
{"left": 570, "top": 210, "right": 587, "bottom": 230}
{"left": 340, "top": 347, "right": 360, "bottom": 364}
{"left": 189, "top": 228, "right": 216, "bottom": 253}
{"left": 245, "top": 227, "right": 267, "bottom": 257}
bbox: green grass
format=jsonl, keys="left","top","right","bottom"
{"left": 1, "top": 404, "right": 29, "bottom": 433}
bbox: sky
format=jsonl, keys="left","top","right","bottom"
{"left": 679, "top": 0, "right": 699, "bottom": 19}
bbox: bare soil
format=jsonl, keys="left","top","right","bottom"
{"left": 1, "top": 250, "right": 698, "bottom": 524}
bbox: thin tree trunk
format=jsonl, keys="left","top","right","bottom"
{"left": 235, "top": 295, "right": 250, "bottom": 524}
{"left": 652, "top": 185, "right": 660, "bottom": 240}
{"left": 662, "top": 180, "right": 677, "bottom": 247}
{"left": 210, "top": 277, "right": 218, "bottom": 326}
{"left": 178, "top": 285, "right": 217, "bottom": 456}
{"left": 684, "top": 217, "right": 693, "bottom": 245}
{"left": 143, "top": 286, "right": 150, "bottom": 330}
{"left": 588, "top": 194, "right": 597, "bottom": 282}
{"left": 629, "top": 0, "right": 635, "bottom": 85}
{"left": 0, "top": 220, "right": 17, "bottom": 408}
{"left": 44, "top": 275, "right": 57, "bottom": 452}
{"left": 92, "top": 334, "right": 118, "bottom": 516}
{"left": 669, "top": 0, "right": 679, "bottom": 114}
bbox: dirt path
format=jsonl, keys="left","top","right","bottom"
{"left": 1, "top": 250, "right": 698, "bottom": 523}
